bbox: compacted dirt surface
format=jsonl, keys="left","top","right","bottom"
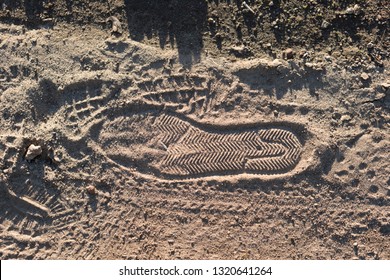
{"left": 0, "top": 0, "right": 389, "bottom": 259}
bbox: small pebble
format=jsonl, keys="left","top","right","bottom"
{"left": 53, "top": 156, "right": 61, "bottom": 163}
{"left": 208, "top": 18, "right": 216, "bottom": 25}
{"left": 380, "top": 82, "right": 390, "bottom": 90}
{"left": 321, "top": 20, "right": 330, "bottom": 29}
{"left": 283, "top": 48, "right": 294, "bottom": 59}
{"left": 340, "top": 114, "right": 351, "bottom": 122}
{"left": 25, "top": 144, "right": 42, "bottom": 160}
{"left": 360, "top": 73, "right": 370, "bottom": 81}
{"left": 86, "top": 185, "right": 97, "bottom": 195}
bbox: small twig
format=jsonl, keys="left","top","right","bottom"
{"left": 242, "top": 1, "right": 256, "bottom": 15}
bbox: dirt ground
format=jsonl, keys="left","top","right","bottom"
{"left": 0, "top": 0, "right": 389, "bottom": 259}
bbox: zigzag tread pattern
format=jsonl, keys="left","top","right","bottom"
{"left": 156, "top": 115, "right": 303, "bottom": 176}
{"left": 154, "top": 115, "right": 190, "bottom": 146}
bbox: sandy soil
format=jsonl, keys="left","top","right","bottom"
{"left": 0, "top": 0, "right": 389, "bottom": 259}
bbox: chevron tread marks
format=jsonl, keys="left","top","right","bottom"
{"left": 157, "top": 117, "right": 302, "bottom": 176}
{"left": 99, "top": 112, "right": 303, "bottom": 178}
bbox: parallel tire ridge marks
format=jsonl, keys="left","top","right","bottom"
{"left": 7, "top": 184, "right": 71, "bottom": 218}
{"left": 0, "top": 183, "right": 74, "bottom": 233}
{"left": 137, "top": 74, "right": 208, "bottom": 94}
{"left": 135, "top": 74, "right": 211, "bottom": 112}
{"left": 143, "top": 198, "right": 249, "bottom": 216}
